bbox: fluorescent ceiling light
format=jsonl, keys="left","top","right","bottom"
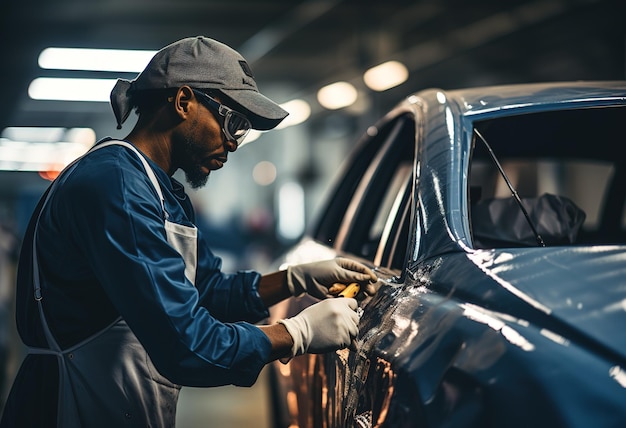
{"left": 29, "top": 77, "right": 117, "bottom": 102}
{"left": 0, "top": 127, "right": 96, "bottom": 172}
{"left": 0, "top": 139, "right": 91, "bottom": 172}
{"left": 38, "top": 47, "right": 156, "bottom": 73}
{"left": 2, "top": 127, "right": 95, "bottom": 145}
{"left": 363, "top": 60, "right": 409, "bottom": 91}
{"left": 317, "top": 82, "right": 358, "bottom": 110}
{"left": 2, "top": 126, "right": 65, "bottom": 143}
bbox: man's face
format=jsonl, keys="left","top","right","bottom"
{"left": 175, "top": 94, "right": 238, "bottom": 189}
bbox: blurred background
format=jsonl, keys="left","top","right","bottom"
{"left": 0, "top": 0, "right": 624, "bottom": 426}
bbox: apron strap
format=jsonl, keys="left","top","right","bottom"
{"left": 95, "top": 140, "right": 167, "bottom": 218}
{"left": 33, "top": 139, "right": 167, "bottom": 302}
{"left": 31, "top": 140, "right": 167, "bottom": 352}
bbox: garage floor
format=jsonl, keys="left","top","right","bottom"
{"left": 175, "top": 367, "right": 272, "bottom": 428}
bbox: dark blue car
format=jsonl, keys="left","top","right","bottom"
{"left": 270, "top": 81, "right": 626, "bottom": 428}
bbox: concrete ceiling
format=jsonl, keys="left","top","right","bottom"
{"left": 0, "top": 0, "right": 624, "bottom": 134}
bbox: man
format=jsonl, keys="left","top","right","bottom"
{"left": 0, "top": 36, "right": 377, "bottom": 427}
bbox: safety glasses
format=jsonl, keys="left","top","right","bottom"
{"left": 192, "top": 89, "right": 252, "bottom": 146}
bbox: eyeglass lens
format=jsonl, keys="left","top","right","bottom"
{"left": 226, "top": 114, "right": 250, "bottom": 140}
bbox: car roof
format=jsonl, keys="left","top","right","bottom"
{"left": 439, "top": 80, "right": 626, "bottom": 117}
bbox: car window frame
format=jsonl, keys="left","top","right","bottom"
{"left": 335, "top": 114, "right": 417, "bottom": 268}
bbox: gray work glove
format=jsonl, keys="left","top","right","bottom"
{"left": 278, "top": 298, "right": 359, "bottom": 362}
{"left": 286, "top": 257, "right": 378, "bottom": 299}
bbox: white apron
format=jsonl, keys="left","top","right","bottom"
{"left": 29, "top": 140, "right": 198, "bottom": 427}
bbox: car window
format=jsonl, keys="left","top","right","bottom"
{"left": 312, "top": 116, "right": 403, "bottom": 246}
{"left": 369, "top": 163, "right": 412, "bottom": 245}
{"left": 371, "top": 163, "right": 412, "bottom": 266}
{"left": 313, "top": 113, "right": 416, "bottom": 269}
{"left": 470, "top": 105, "right": 626, "bottom": 248}
{"left": 375, "top": 171, "right": 412, "bottom": 270}
{"left": 341, "top": 115, "right": 415, "bottom": 260}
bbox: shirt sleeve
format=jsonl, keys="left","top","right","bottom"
{"left": 193, "top": 230, "right": 270, "bottom": 324}
{"left": 57, "top": 150, "right": 272, "bottom": 387}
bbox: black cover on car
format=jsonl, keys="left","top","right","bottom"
{"left": 472, "top": 193, "right": 586, "bottom": 247}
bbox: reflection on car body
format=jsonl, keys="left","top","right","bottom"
{"left": 270, "top": 81, "right": 626, "bottom": 428}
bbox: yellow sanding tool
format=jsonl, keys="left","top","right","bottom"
{"left": 338, "top": 282, "right": 360, "bottom": 298}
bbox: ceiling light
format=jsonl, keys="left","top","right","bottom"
{"left": 0, "top": 126, "right": 96, "bottom": 173}
{"left": 239, "top": 130, "right": 262, "bottom": 147}
{"left": 317, "top": 82, "right": 358, "bottom": 110}
{"left": 2, "top": 127, "right": 95, "bottom": 146}
{"left": 2, "top": 127, "right": 65, "bottom": 143}
{"left": 363, "top": 60, "right": 409, "bottom": 91}
{"left": 275, "top": 99, "right": 311, "bottom": 129}
{"left": 38, "top": 47, "right": 156, "bottom": 73}
{"left": 239, "top": 99, "right": 311, "bottom": 146}
{"left": 252, "top": 161, "right": 277, "bottom": 186}
{"left": 0, "top": 140, "right": 91, "bottom": 172}
{"left": 29, "top": 78, "right": 117, "bottom": 102}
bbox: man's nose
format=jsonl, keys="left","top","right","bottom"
{"left": 224, "top": 139, "right": 238, "bottom": 152}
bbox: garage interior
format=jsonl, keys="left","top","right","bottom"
{"left": 0, "top": 1, "right": 624, "bottom": 426}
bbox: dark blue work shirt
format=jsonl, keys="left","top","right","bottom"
{"left": 14, "top": 141, "right": 272, "bottom": 387}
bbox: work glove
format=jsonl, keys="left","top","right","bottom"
{"left": 278, "top": 297, "right": 359, "bottom": 361}
{"left": 287, "top": 257, "right": 378, "bottom": 299}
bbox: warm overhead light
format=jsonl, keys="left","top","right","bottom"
{"left": 275, "top": 99, "right": 311, "bottom": 129}
{"left": 317, "top": 82, "right": 358, "bottom": 110}
{"left": 252, "top": 161, "right": 277, "bottom": 186}
{"left": 363, "top": 60, "right": 409, "bottom": 91}
{"left": 239, "top": 99, "right": 312, "bottom": 147}
{"left": 38, "top": 47, "right": 156, "bottom": 73}
{"left": 29, "top": 78, "right": 117, "bottom": 102}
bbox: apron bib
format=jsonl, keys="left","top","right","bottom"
{"left": 29, "top": 140, "right": 198, "bottom": 427}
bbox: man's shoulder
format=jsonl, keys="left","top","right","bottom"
{"left": 56, "top": 145, "right": 153, "bottom": 198}
{"left": 76, "top": 143, "right": 149, "bottom": 177}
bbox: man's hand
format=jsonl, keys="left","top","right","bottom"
{"left": 277, "top": 298, "right": 359, "bottom": 361}
{"left": 286, "top": 257, "right": 378, "bottom": 299}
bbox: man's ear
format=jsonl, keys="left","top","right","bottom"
{"left": 172, "top": 86, "right": 194, "bottom": 117}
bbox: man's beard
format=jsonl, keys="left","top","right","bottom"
{"left": 181, "top": 137, "right": 209, "bottom": 189}
{"left": 185, "top": 168, "right": 208, "bottom": 189}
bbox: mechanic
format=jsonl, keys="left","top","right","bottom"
{"left": 0, "top": 36, "right": 378, "bottom": 427}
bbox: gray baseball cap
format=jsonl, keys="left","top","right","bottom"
{"left": 110, "top": 36, "right": 288, "bottom": 130}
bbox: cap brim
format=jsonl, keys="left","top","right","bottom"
{"left": 219, "top": 89, "right": 289, "bottom": 131}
